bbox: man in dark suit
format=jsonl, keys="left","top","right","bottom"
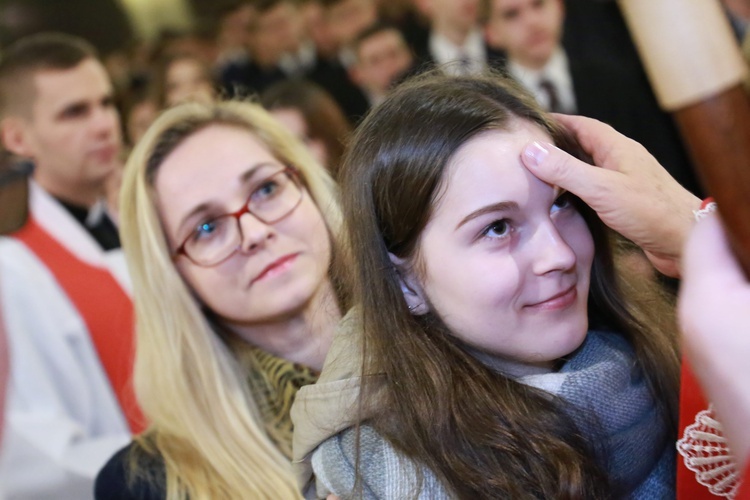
{"left": 411, "top": 0, "right": 506, "bottom": 75}
{"left": 485, "top": 0, "right": 702, "bottom": 196}
{"left": 221, "top": 0, "right": 322, "bottom": 97}
{"left": 309, "top": 0, "right": 378, "bottom": 124}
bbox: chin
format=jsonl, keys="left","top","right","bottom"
{"left": 556, "top": 322, "right": 589, "bottom": 359}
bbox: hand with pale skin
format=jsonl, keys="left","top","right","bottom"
{"left": 679, "top": 213, "right": 750, "bottom": 470}
{"left": 521, "top": 114, "right": 701, "bottom": 278}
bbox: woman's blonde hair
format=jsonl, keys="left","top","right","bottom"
{"left": 119, "top": 99, "right": 346, "bottom": 499}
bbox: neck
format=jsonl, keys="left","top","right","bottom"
{"left": 470, "top": 347, "right": 554, "bottom": 378}
{"left": 435, "top": 21, "right": 472, "bottom": 47}
{"left": 35, "top": 172, "right": 102, "bottom": 208}
{"left": 229, "top": 280, "right": 341, "bottom": 371}
{"left": 512, "top": 54, "right": 550, "bottom": 73}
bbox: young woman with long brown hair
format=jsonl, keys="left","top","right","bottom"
{"left": 292, "top": 71, "right": 680, "bottom": 499}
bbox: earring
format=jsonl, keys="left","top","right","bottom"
{"left": 408, "top": 304, "right": 421, "bottom": 312}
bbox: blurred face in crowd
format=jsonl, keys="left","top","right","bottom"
{"left": 164, "top": 57, "right": 215, "bottom": 107}
{"left": 218, "top": 3, "right": 256, "bottom": 52}
{"left": 419, "top": 0, "right": 480, "bottom": 34}
{"left": 301, "top": 0, "right": 338, "bottom": 58}
{"left": 352, "top": 28, "right": 413, "bottom": 96}
{"left": 253, "top": 1, "right": 305, "bottom": 66}
{"left": 1, "top": 58, "right": 121, "bottom": 206}
{"left": 486, "top": 0, "right": 564, "bottom": 69}
{"left": 325, "top": 0, "right": 378, "bottom": 48}
{"left": 126, "top": 99, "right": 158, "bottom": 146}
{"left": 270, "top": 107, "right": 328, "bottom": 167}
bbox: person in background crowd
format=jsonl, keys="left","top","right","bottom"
{"left": 221, "top": 0, "right": 317, "bottom": 97}
{"left": 261, "top": 78, "right": 352, "bottom": 178}
{"left": 311, "top": 0, "right": 378, "bottom": 123}
{"left": 120, "top": 87, "right": 159, "bottom": 148}
{"left": 348, "top": 22, "right": 415, "bottom": 107}
{"left": 412, "top": 0, "right": 504, "bottom": 75}
{"left": 0, "top": 32, "right": 134, "bottom": 499}
{"left": 213, "top": 1, "right": 256, "bottom": 74}
{"left": 300, "top": 0, "right": 339, "bottom": 65}
{"left": 153, "top": 53, "right": 216, "bottom": 109}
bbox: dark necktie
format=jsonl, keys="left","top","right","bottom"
{"left": 539, "top": 78, "right": 562, "bottom": 113}
{"left": 458, "top": 51, "right": 472, "bottom": 75}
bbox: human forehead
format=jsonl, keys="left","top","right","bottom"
{"left": 360, "top": 30, "right": 404, "bottom": 57}
{"left": 491, "top": 0, "right": 554, "bottom": 15}
{"left": 167, "top": 58, "right": 203, "bottom": 77}
{"left": 155, "top": 124, "right": 279, "bottom": 196}
{"left": 490, "top": 0, "right": 527, "bottom": 15}
{"left": 435, "top": 122, "right": 554, "bottom": 212}
{"left": 31, "top": 58, "right": 111, "bottom": 116}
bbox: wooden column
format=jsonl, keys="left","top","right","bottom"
{"left": 619, "top": 0, "right": 750, "bottom": 275}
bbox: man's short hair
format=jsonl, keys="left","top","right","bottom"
{"left": 352, "top": 21, "right": 405, "bottom": 58}
{"left": 0, "top": 32, "right": 98, "bottom": 118}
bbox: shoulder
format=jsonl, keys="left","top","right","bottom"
{"left": 312, "top": 425, "right": 448, "bottom": 499}
{"left": 95, "top": 442, "right": 167, "bottom": 500}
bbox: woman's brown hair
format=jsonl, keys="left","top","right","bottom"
{"left": 340, "top": 70, "right": 680, "bottom": 498}
{"left": 261, "top": 78, "right": 352, "bottom": 179}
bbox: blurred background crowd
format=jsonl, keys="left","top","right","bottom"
{"left": 0, "top": 0, "right": 717, "bottom": 195}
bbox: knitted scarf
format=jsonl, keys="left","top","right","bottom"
{"left": 244, "top": 347, "right": 319, "bottom": 459}
{"left": 518, "top": 330, "right": 675, "bottom": 498}
{"left": 313, "top": 330, "right": 675, "bottom": 499}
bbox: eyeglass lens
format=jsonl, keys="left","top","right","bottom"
{"left": 183, "top": 170, "right": 301, "bottom": 265}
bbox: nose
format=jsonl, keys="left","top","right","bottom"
{"left": 529, "top": 222, "right": 577, "bottom": 275}
{"left": 92, "top": 106, "right": 118, "bottom": 138}
{"left": 237, "top": 212, "right": 273, "bottom": 252}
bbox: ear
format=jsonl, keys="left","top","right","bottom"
{"left": 388, "top": 252, "right": 429, "bottom": 315}
{"left": 0, "top": 117, "right": 34, "bottom": 158}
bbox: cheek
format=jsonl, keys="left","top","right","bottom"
{"left": 292, "top": 198, "right": 333, "bottom": 265}
{"left": 177, "top": 264, "right": 229, "bottom": 309}
{"left": 567, "top": 217, "right": 595, "bottom": 274}
{"left": 421, "top": 243, "right": 521, "bottom": 315}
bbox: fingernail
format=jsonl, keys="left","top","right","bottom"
{"left": 523, "top": 141, "right": 549, "bottom": 167}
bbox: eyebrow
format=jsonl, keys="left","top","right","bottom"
{"left": 174, "top": 162, "right": 280, "bottom": 237}
{"left": 455, "top": 201, "right": 519, "bottom": 230}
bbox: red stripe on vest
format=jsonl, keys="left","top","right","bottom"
{"left": 13, "top": 216, "right": 144, "bottom": 434}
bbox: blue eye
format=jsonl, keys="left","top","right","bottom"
{"left": 193, "top": 220, "right": 219, "bottom": 241}
{"left": 253, "top": 179, "right": 280, "bottom": 200}
{"left": 481, "top": 219, "right": 510, "bottom": 239}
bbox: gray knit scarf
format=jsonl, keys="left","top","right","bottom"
{"left": 313, "top": 330, "right": 675, "bottom": 499}
{"left": 518, "top": 330, "right": 675, "bottom": 498}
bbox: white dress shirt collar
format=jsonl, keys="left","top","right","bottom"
{"left": 429, "top": 27, "right": 487, "bottom": 75}
{"left": 507, "top": 47, "right": 577, "bottom": 114}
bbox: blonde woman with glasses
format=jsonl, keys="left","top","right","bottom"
{"left": 94, "top": 100, "right": 349, "bottom": 499}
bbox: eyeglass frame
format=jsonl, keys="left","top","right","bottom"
{"left": 171, "top": 166, "right": 304, "bottom": 267}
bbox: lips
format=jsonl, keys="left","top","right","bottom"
{"left": 525, "top": 285, "right": 577, "bottom": 310}
{"left": 251, "top": 253, "right": 299, "bottom": 284}
{"left": 90, "top": 144, "right": 119, "bottom": 162}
